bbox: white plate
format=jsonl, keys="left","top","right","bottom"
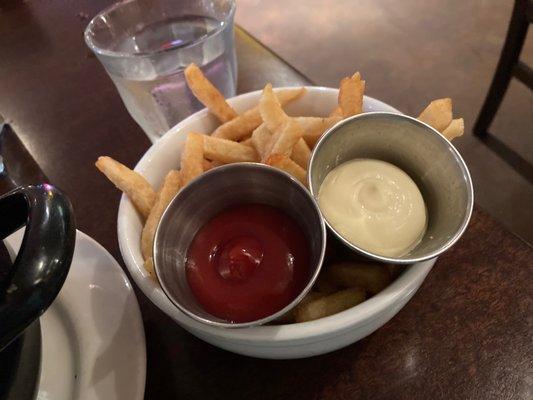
{"left": 5, "top": 229, "right": 146, "bottom": 400}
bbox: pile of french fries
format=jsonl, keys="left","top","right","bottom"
{"left": 95, "top": 63, "right": 464, "bottom": 323}
{"left": 276, "top": 260, "right": 397, "bottom": 323}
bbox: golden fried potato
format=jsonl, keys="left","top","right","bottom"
{"left": 327, "top": 262, "right": 391, "bottom": 295}
{"left": 314, "top": 273, "right": 339, "bottom": 294}
{"left": 296, "top": 116, "right": 342, "bottom": 147}
{"left": 95, "top": 156, "right": 156, "bottom": 219}
{"left": 417, "top": 98, "right": 453, "bottom": 132}
{"left": 184, "top": 63, "right": 237, "bottom": 123}
{"left": 265, "top": 119, "right": 303, "bottom": 160}
{"left": 202, "top": 159, "right": 223, "bottom": 172}
{"left": 259, "top": 83, "right": 289, "bottom": 131}
{"left": 290, "top": 138, "right": 311, "bottom": 169}
{"left": 265, "top": 154, "right": 307, "bottom": 185}
{"left": 141, "top": 170, "right": 182, "bottom": 261}
{"left": 251, "top": 123, "right": 273, "bottom": 160}
{"left": 202, "top": 159, "right": 213, "bottom": 171}
{"left": 442, "top": 118, "right": 464, "bottom": 141}
{"left": 329, "top": 106, "right": 343, "bottom": 117}
{"left": 276, "top": 87, "right": 307, "bottom": 104}
{"left": 204, "top": 136, "right": 259, "bottom": 163}
{"left": 275, "top": 291, "right": 325, "bottom": 324}
{"left": 211, "top": 87, "right": 306, "bottom": 141}
{"left": 295, "top": 287, "right": 366, "bottom": 322}
{"left": 240, "top": 137, "right": 254, "bottom": 147}
{"left": 211, "top": 106, "right": 263, "bottom": 141}
{"left": 144, "top": 257, "right": 155, "bottom": 279}
{"left": 338, "top": 72, "right": 365, "bottom": 117}
{"left": 180, "top": 133, "right": 204, "bottom": 186}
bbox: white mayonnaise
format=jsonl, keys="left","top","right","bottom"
{"left": 318, "top": 159, "right": 427, "bottom": 257}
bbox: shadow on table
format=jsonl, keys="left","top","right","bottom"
{"left": 143, "top": 316, "right": 365, "bottom": 400}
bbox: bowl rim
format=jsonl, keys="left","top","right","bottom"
{"left": 117, "top": 86, "right": 437, "bottom": 343}
{"left": 153, "top": 162, "right": 327, "bottom": 328}
{"left": 308, "top": 111, "right": 475, "bottom": 265}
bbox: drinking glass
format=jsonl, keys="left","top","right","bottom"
{"left": 85, "top": 0, "right": 237, "bottom": 142}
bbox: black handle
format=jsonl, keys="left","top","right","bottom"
{"left": 0, "top": 184, "right": 75, "bottom": 351}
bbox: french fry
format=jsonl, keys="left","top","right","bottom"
{"left": 202, "top": 159, "right": 213, "bottom": 171}
{"left": 181, "top": 133, "right": 204, "bottom": 186}
{"left": 273, "top": 87, "right": 307, "bottom": 111}
{"left": 265, "top": 154, "right": 307, "bottom": 185}
{"left": 327, "top": 262, "right": 391, "bottom": 295}
{"left": 339, "top": 72, "right": 365, "bottom": 117}
{"left": 204, "top": 136, "right": 259, "bottom": 163}
{"left": 259, "top": 83, "right": 288, "bottom": 131}
{"left": 251, "top": 123, "right": 273, "bottom": 160}
{"left": 296, "top": 116, "right": 342, "bottom": 147}
{"left": 314, "top": 274, "right": 339, "bottom": 294}
{"left": 266, "top": 119, "right": 303, "bottom": 159}
{"left": 329, "top": 106, "right": 343, "bottom": 117}
{"left": 295, "top": 287, "right": 366, "bottom": 322}
{"left": 296, "top": 292, "right": 326, "bottom": 311}
{"left": 442, "top": 118, "right": 464, "bottom": 141}
{"left": 418, "top": 98, "right": 453, "bottom": 132}
{"left": 202, "top": 159, "right": 223, "bottom": 172}
{"left": 275, "top": 291, "right": 325, "bottom": 324}
{"left": 141, "top": 170, "right": 182, "bottom": 261}
{"left": 95, "top": 156, "right": 156, "bottom": 219}
{"left": 211, "top": 87, "right": 306, "bottom": 140}
{"left": 184, "top": 63, "right": 237, "bottom": 123}
{"left": 240, "top": 137, "right": 254, "bottom": 147}
{"left": 212, "top": 106, "right": 263, "bottom": 140}
{"left": 144, "top": 257, "right": 155, "bottom": 279}
{"left": 291, "top": 138, "right": 311, "bottom": 169}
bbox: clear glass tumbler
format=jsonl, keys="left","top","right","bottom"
{"left": 85, "top": 0, "right": 237, "bottom": 142}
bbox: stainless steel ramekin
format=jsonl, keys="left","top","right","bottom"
{"left": 308, "top": 112, "right": 474, "bottom": 264}
{"left": 154, "top": 163, "right": 326, "bottom": 328}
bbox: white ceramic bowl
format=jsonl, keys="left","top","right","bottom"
{"left": 117, "top": 87, "right": 436, "bottom": 359}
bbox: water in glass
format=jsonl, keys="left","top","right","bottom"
{"left": 108, "top": 15, "right": 236, "bottom": 138}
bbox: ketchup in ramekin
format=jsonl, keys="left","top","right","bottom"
{"left": 186, "top": 203, "right": 310, "bottom": 323}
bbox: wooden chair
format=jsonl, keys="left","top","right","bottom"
{"left": 474, "top": 0, "right": 532, "bottom": 137}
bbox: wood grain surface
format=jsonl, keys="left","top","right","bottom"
{"left": 0, "top": 1, "right": 531, "bottom": 399}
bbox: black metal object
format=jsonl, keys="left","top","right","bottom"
{"left": 0, "top": 184, "right": 76, "bottom": 351}
{"left": 473, "top": 0, "right": 532, "bottom": 137}
{"left": 0, "top": 123, "right": 57, "bottom": 400}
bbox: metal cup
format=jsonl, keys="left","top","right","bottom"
{"left": 308, "top": 112, "right": 474, "bottom": 264}
{"left": 154, "top": 163, "right": 326, "bottom": 328}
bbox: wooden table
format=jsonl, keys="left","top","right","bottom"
{"left": 1, "top": 1, "right": 531, "bottom": 399}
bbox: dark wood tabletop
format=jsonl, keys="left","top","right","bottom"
{"left": 1, "top": 1, "right": 532, "bottom": 399}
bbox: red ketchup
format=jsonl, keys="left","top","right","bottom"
{"left": 186, "top": 204, "right": 310, "bottom": 323}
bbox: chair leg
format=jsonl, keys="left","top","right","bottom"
{"left": 473, "top": 0, "right": 529, "bottom": 137}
